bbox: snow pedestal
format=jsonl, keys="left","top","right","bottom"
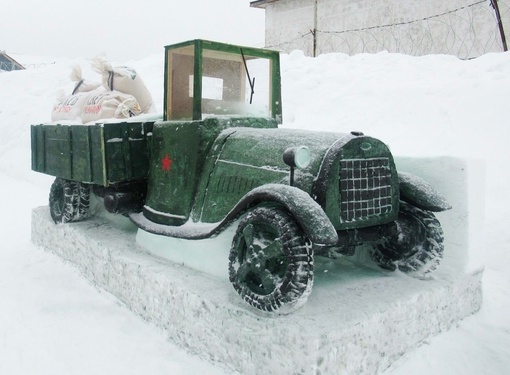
{"left": 31, "top": 156, "right": 483, "bottom": 374}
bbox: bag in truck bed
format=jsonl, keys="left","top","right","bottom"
{"left": 51, "top": 89, "right": 142, "bottom": 123}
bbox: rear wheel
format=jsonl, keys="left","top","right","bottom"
{"left": 49, "top": 178, "right": 90, "bottom": 223}
{"left": 228, "top": 206, "right": 313, "bottom": 313}
{"left": 77, "top": 183, "right": 91, "bottom": 220}
{"left": 371, "top": 201, "right": 444, "bottom": 273}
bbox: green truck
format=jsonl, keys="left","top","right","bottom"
{"left": 31, "top": 40, "right": 451, "bottom": 313}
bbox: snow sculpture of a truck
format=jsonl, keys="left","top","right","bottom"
{"left": 31, "top": 40, "right": 451, "bottom": 313}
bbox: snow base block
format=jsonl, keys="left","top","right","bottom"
{"left": 32, "top": 206, "right": 482, "bottom": 374}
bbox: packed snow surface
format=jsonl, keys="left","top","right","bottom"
{"left": 1, "top": 50, "right": 509, "bottom": 374}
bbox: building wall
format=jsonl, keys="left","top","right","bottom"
{"left": 264, "top": 0, "right": 316, "bottom": 56}
{"left": 261, "top": 0, "right": 509, "bottom": 58}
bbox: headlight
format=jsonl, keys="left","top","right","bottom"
{"left": 283, "top": 146, "right": 311, "bottom": 169}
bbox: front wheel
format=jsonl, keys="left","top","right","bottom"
{"left": 371, "top": 201, "right": 444, "bottom": 273}
{"left": 228, "top": 206, "right": 314, "bottom": 313}
{"left": 49, "top": 178, "right": 91, "bottom": 223}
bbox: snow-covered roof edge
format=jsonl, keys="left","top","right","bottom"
{"left": 250, "top": 0, "right": 280, "bottom": 9}
{"left": 0, "top": 52, "right": 25, "bottom": 70}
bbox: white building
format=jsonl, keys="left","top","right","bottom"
{"left": 250, "top": 0, "right": 509, "bottom": 59}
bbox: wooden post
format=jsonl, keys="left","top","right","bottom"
{"left": 491, "top": 0, "right": 508, "bottom": 52}
{"left": 313, "top": 0, "right": 318, "bottom": 57}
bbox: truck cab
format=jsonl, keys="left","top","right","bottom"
{"left": 163, "top": 39, "right": 282, "bottom": 123}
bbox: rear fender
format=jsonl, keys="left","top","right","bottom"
{"left": 398, "top": 172, "right": 452, "bottom": 212}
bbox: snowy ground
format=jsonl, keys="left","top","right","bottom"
{"left": 1, "top": 50, "right": 509, "bottom": 374}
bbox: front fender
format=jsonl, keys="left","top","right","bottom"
{"left": 131, "top": 184, "right": 339, "bottom": 245}
{"left": 233, "top": 184, "right": 339, "bottom": 246}
{"left": 399, "top": 172, "right": 452, "bottom": 212}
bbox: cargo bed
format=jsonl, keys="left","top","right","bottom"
{"left": 31, "top": 122, "right": 153, "bottom": 186}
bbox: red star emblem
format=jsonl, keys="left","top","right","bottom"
{"left": 161, "top": 153, "right": 173, "bottom": 172}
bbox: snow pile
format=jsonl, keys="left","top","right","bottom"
{"left": 0, "top": 50, "right": 509, "bottom": 373}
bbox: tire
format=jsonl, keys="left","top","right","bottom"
{"left": 228, "top": 206, "right": 314, "bottom": 313}
{"left": 77, "top": 182, "right": 91, "bottom": 220}
{"left": 49, "top": 178, "right": 91, "bottom": 224}
{"left": 371, "top": 201, "right": 444, "bottom": 273}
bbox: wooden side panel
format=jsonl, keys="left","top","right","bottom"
{"left": 103, "top": 122, "right": 152, "bottom": 184}
{"left": 89, "top": 126, "right": 106, "bottom": 185}
{"left": 31, "top": 122, "right": 152, "bottom": 186}
{"left": 128, "top": 123, "right": 152, "bottom": 180}
{"left": 31, "top": 125, "right": 46, "bottom": 173}
{"left": 44, "top": 125, "right": 73, "bottom": 179}
{"left": 71, "top": 126, "right": 92, "bottom": 182}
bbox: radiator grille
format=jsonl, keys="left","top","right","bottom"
{"left": 339, "top": 158, "right": 393, "bottom": 222}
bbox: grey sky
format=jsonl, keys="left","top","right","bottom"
{"left": 1, "top": 0, "right": 265, "bottom": 61}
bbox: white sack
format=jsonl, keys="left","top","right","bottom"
{"left": 81, "top": 89, "right": 142, "bottom": 123}
{"left": 91, "top": 57, "right": 155, "bottom": 113}
{"left": 51, "top": 89, "right": 142, "bottom": 123}
{"left": 70, "top": 65, "right": 101, "bottom": 94}
{"left": 51, "top": 91, "right": 89, "bottom": 122}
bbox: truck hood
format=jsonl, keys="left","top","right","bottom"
{"left": 216, "top": 127, "right": 350, "bottom": 179}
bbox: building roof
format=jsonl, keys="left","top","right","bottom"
{"left": 250, "top": 0, "right": 281, "bottom": 9}
{"left": 0, "top": 51, "right": 25, "bottom": 71}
